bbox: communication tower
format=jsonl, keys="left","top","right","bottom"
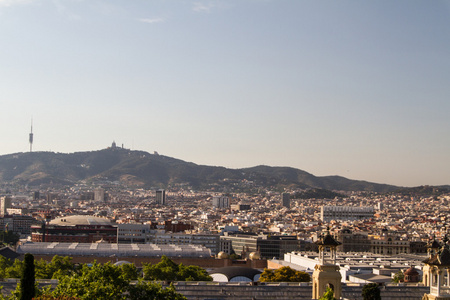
{"left": 29, "top": 118, "right": 34, "bottom": 152}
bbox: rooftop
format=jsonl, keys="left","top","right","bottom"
{"left": 17, "top": 242, "right": 211, "bottom": 258}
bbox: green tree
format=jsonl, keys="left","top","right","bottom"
{"left": 259, "top": 269, "right": 275, "bottom": 282}
{"left": 119, "top": 263, "right": 139, "bottom": 281}
{"left": 19, "top": 253, "right": 35, "bottom": 300}
{"left": 177, "top": 264, "right": 211, "bottom": 281}
{"left": 51, "top": 262, "right": 129, "bottom": 300}
{"left": 128, "top": 281, "right": 186, "bottom": 300}
{"left": 259, "top": 266, "right": 310, "bottom": 282}
{"left": 33, "top": 296, "right": 80, "bottom": 300}
{"left": 362, "top": 283, "right": 381, "bottom": 300}
{"left": 319, "top": 287, "right": 336, "bottom": 300}
{"left": 392, "top": 270, "right": 404, "bottom": 283}
{"left": 47, "top": 256, "right": 75, "bottom": 279}
{"left": 0, "top": 256, "right": 13, "bottom": 279}
{"left": 143, "top": 256, "right": 212, "bottom": 281}
{"left": 5, "top": 259, "right": 24, "bottom": 279}
{"left": 46, "top": 261, "right": 186, "bottom": 300}
{"left": 143, "top": 256, "right": 179, "bottom": 281}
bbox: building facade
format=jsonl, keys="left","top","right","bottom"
{"left": 321, "top": 206, "right": 374, "bottom": 222}
{"left": 0, "top": 196, "right": 12, "bottom": 216}
{"left": 152, "top": 233, "right": 220, "bottom": 255}
{"left": 31, "top": 215, "right": 117, "bottom": 243}
{"left": 212, "top": 196, "right": 229, "bottom": 209}
{"left": 117, "top": 223, "right": 152, "bottom": 244}
{"left": 156, "top": 189, "right": 166, "bottom": 205}
{"left": 282, "top": 193, "right": 290, "bottom": 208}
{"left": 220, "top": 233, "right": 301, "bottom": 259}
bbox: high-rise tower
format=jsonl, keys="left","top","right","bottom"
{"left": 29, "top": 118, "right": 34, "bottom": 152}
{"left": 156, "top": 189, "right": 166, "bottom": 205}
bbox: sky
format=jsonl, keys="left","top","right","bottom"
{"left": 1, "top": 0, "right": 449, "bottom": 187}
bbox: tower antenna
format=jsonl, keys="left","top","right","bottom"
{"left": 29, "top": 118, "right": 33, "bottom": 152}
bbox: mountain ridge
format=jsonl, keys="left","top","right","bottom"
{"left": 0, "top": 148, "right": 400, "bottom": 193}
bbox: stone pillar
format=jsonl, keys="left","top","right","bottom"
{"left": 312, "top": 264, "right": 341, "bottom": 299}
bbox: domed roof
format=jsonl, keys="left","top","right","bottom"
{"left": 217, "top": 252, "right": 230, "bottom": 259}
{"left": 404, "top": 267, "right": 419, "bottom": 276}
{"left": 249, "top": 252, "right": 261, "bottom": 260}
{"left": 315, "top": 233, "right": 341, "bottom": 247}
{"left": 423, "top": 246, "right": 450, "bottom": 267}
{"left": 49, "top": 215, "right": 112, "bottom": 226}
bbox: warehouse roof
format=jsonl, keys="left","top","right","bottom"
{"left": 17, "top": 242, "right": 211, "bottom": 258}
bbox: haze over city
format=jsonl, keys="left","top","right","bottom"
{"left": 1, "top": 0, "right": 449, "bottom": 187}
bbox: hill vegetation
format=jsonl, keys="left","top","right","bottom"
{"left": 292, "top": 188, "right": 347, "bottom": 200}
{"left": 0, "top": 147, "right": 399, "bottom": 193}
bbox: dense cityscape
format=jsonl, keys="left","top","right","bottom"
{"left": 0, "top": 146, "right": 449, "bottom": 299}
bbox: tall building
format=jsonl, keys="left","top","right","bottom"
{"left": 212, "top": 196, "right": 229, "bottom": 208}
{"left": 94, "top": 188, "right": 105, "bottom": 202}
{"left": 0, "top": 196, "right": 12, "bottom": 216}
{"left": 282, "top": 193, "right": 290, "bottom": 208}
{"left": 156, "top": 189, "right": 166, "bottom": 205}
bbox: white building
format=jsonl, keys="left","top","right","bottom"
{"left": 321, "top": 206, "right": 374, "bottom": 222}
{"left": 0, "top": 196, "right": 12, "bottom": 216}
{"left": 117, "top": 223, "right": 152, "bottom": 244}
{"left": 94, "top": 188, "right": 105, "bottom": 202}
{"left": 282, "top": 251, "right": 424, "bottom": 283}
{"left": 153, "top": 233, "right": 219, "bottom": 255}
{"left": 212, "top": 196, "right": 229, "bottom": 208}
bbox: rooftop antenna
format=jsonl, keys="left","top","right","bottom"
{"left": 29, "top": 117, "right": 33, "bottom": 152}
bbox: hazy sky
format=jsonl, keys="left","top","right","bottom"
{"left": 1, "top": 0, "right": 449, "bottom": 187}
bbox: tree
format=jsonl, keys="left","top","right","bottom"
{"left": 5, "top": 259, "right": 24, "bottom": 279}
{"left": 0, "top": 256, "right": 13, "bottom": 279}
{"left": 20, "top": 253, "right": 35, "bottom": 300}
{"left": 143, "top": 256, "right": 179, "bottom": 281}
{"left": 128, "top": 281, "right": 186, "bottom": 300}
{"left": 143, "top": 256, "right": 212, "bottom": 281}
{"left": 119, "top": 263, "right": 139, "bottom": 281}
{"left": 259, "top": 269, "right": 275, "bottom": 282}
{"left": 259, "top": 266, "right": 310, "bottom": 282}
{"left": 51, "top": 262, "right": 129, "bottom": 300}
{"left": 392, "top": 270, "right": 404, "bottom": 283}
{"left": 48, "top": 261, "right": 186, "bottom": 300}
{"left": 47, "top": 256, "right": 76, "bottom": 279}
{"left": 319, "top": 287, "right": 336, "bottom": 300}
{"left": 362, "top": 283, "right": 381, "bottom": 300}
{"left": 33, "top": 296, "right": 80, "bottom": 300}
{"left": 177, "top": 264, "right": 211, "bottom": 281}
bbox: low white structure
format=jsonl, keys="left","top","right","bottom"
{"left": 283, "top": 251, "right": 425, "bottom": 284}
